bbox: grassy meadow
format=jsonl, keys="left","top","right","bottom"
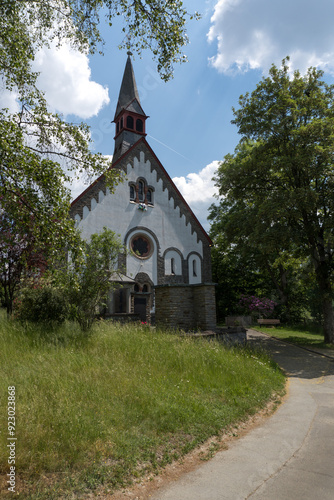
{"left": 0, "top": 312, "right": 285, "bottom": 499}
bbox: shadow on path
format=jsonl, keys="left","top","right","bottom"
{"left": 247, "top": 329, "right": 334, "bottom": 380}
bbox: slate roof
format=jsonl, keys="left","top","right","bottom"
{"left": 114, "top": 52, "right": 146, "bottom": 119}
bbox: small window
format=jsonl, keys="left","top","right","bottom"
{"left": 138, "top": 180, "right": 144, "bottom": 202}
{"left": 116, "top": 122, "right": 119, "bottom": 134}
{"left": 126, "top": 115, "right": 134, "bottom": 129}
{"left": 192, "top": 259, "right": 197, "bottom": 277}
{"left": 134, "top": 284, "right": 140, "bottom": 293}
{"left": 146, "top": 189, "right": 153, "bottom": 205}
{"left": 120, "top": 117, "right": 123, "bottom": 129}
{"left": 171, "top": 258, "right": 175, "bottom": 275}
{"left": 130, "top": 185, "right": 135, "bottom": 201}
{"left": 136, "top": 119, "right": 143, "bottom": 132}
{"left": 142, "top": 284, "right": 148, "bottom": 293}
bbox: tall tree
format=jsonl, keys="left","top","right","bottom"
{"left": 211, "top": 59, "right": 334, "bottom": 343}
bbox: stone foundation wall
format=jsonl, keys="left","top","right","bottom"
{"left": 155, "top": 283, "right": 216, "bottom": 331}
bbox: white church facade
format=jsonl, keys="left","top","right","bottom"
{"left": 70, "top": 54, "right": 216, "bottom": 330}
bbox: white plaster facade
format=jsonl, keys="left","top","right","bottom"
{"left": 75, "top": 150, "right": 203, "bottom": 286}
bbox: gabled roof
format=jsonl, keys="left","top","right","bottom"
{"left": 114, "top": 52, "right": 146, "bottom": 119}
{"left": 71, "top": 138, "right": 213, "bottom": 246}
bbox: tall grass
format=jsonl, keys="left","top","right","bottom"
{"left": 0, "top": 312, "right": 285, "bottom": 498}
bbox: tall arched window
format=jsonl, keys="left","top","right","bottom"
{"left": 146, "top": 189, "right": 153, "bottom": 205}
{"left": 129, "top": 184, "right": 135, "bottom": 201}
{"left": 138, "top": 180, "right": 144, "bottom": 202}
{"left": 192, "top": 259, "right": 197, "bottom": 277}
{"left": 126, "top": 116, "right": 134, "bottom": 129}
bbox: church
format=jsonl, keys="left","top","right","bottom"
{"left": 70, "top": 54, "right": 216, "bottom": 330}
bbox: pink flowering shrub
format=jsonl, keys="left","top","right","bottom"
{"left": 239, "top": 294, "right": 276, "bottom": 318}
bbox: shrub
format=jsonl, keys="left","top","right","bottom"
{"left": 15, "top": 285, "right": 68, "bottom": 325}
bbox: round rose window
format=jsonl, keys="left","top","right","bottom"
{"left": 130, "top": 234, "right": 152, "bottom": 259}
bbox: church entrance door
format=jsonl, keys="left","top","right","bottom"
{"left": 134, "top": 297, "right": 147, "bottom": 322}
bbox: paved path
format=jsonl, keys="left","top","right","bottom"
{"left": 151, "top": 330, "right": 334, "bottom": 500}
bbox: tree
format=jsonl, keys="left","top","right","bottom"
{"left": 209, "top": 188, "right": 311, "bottom": 323}
{"left": 0, "top": 196, "right": 49, "bottom": 315}
{"left": 211, "top": 59, "right": 334, "bottom": 343}
{"left": 1, "top": 0, "right": 197, "bottom": 306}
{"left": 57, "top": 227, "right": 125, "bottom": 331}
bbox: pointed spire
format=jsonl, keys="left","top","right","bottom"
{"left": 114, "top": 52, "right": 145, "bottom": 119}
{"left": 112, "top": 53, "right": 148, "bottom": 162}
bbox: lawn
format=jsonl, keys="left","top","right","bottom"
{"left": 0, "top": 312, "right": 285, "bottom": 499}
{"left": 255, "top": 324, "right": 334, "bottom": 350}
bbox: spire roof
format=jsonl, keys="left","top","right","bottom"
{"left": 114, "top": 52, "right": 146, "bottom": 119}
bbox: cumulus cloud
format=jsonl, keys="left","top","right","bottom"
{"left": 208, "top": 0, "right": 334, "bottom": 75}
{"left": 32, "top": 41, "right": 110, "bottom": 118}
{"left": 0, "top": 86, "right": 20, "bottom": 113}
{"left": 173, "top": 161, "right": 220, "bottom": 231}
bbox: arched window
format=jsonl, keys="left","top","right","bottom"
{"left": 142, "top": 284, "right": 148, "bottom": 293}
{"left": 116, "top": 122, "right": 119, "bottom": 134}
{"left": 126, "top": 115, "right": 134, "bottom": 129}
{"left": 129, "top": 184, "right": 135, "bottom": 201}
{"left": 192, "top": 259, "right": 197, "bottom": 277}
{"left": 171, "top": 258, "right": 175, "bottom": 275}
{"left": 138, "top": 180, "right": 144, "bottom": 202}
{"left": 136, "top": 119, "right": 143, "bottom": 132}
{"left": 120, "top": 117, "right": 123, "bottom": 129}
{"left": 146, "top": 189, "right": 153, "bottom": 205}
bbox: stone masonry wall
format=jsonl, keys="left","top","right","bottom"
{"left": 155, "top": 284, "right": 216, "bottom": 331}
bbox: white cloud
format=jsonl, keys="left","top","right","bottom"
{"left": 208, "top": 0, "right": 334, "bottom": 75}
{"left": 173, "top": 161, "right": 219, "bottom": 231}
{"left": 32, "top": 41, "right": 110, "bottom": 118}
{"left": 0, "top": 86, "right": 20, "bottom": 113}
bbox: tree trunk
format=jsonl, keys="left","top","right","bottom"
{"left": 322, "top": 297, "right": 334, "bottom": 344}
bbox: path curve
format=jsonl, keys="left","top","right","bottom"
{"left": 150, "top": 330, "right": 334, "bottom": 500}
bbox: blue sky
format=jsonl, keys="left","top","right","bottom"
{"left": 4, "top": 0, "right": 334, "bottom": 231}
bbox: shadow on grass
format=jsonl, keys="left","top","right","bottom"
{"left": 277, "top": 335, "right": 329, "bottom": 349}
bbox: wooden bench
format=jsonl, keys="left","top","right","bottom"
{"left": 257, "top": 319, "right": 280, "bottom": 326}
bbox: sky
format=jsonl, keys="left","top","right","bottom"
{"left": 6, "top": 0, "right": 334, "bottom": 231}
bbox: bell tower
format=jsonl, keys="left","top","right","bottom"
{"left": 113, "top": 52, "right": 148, "bottom": 162}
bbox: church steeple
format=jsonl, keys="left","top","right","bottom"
{"left": 113, "top": 52, "right": 148, "bottom": 162}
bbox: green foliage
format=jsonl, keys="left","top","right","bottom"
{"left": 210, "top": 59, "right": 334, "bottom": 342}
{"left": 210, "top": 243, "right": 271, "bottom": 321}
{"left": 0, "top": 311, "right": 285, "bottom": 497}
{"left": 15, "top": 284, "right": 68, "bottom": 325}
{"left": 1, "top": 0, "right": 198, "bottom": 92}
{"left": 57, "top": 228, "right": 125, "bottom": 331}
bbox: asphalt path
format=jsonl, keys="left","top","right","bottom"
{"left": 151, "top": 330, "right": 334, "bottom": 500}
